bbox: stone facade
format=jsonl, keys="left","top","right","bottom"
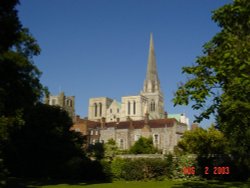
{"left": 45, "top": 92, "right": 75, "bottom": 119}
{"left": 72, "top": 115, "right": 187, "bottom": 154}
{"left": 88, "top": 34, "right": 165, "bottom": 122}
{"left": 71, "top": 33, "right": 189, "bottom": 153}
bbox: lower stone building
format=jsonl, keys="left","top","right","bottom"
{"left": 71, "top": 113, "right": 187, "bottom": 154}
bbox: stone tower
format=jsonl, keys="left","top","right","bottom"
{"left": 45, "top": 92, "right": 75, "bottom": 119}
{"left": 141, "top": 33, "right": 164, "bottom": 119}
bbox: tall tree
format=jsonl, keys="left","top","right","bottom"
{"left": 0, "top": 0, "right": 43, "bottom": 185}
{"left": 173, "top": 0, "right": 250, "bottom": 179}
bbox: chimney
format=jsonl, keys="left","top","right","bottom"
{"left": 116, "top": 117, "right": 120, "bottom": 124}
{"left": 191, "top": 123, "right": 199, "bottom": 130}
{"left": 101, "top": 117, "right": 106, "bottom": 128}
{"left": 144, "top": 113, "right": 149, "bottom": 125}
{"left": 76, "top": 115, "right": 80, "bottom": 123}
{"left": 164, "top": 112, "right": 168, "bottom": 119}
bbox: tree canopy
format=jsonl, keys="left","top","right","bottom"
{"left": 177, "top": 126, "right": 228, "bottom": 155}
{"left": 130, "top": 137, "right": 158, "bottom": 154}
{"left": 173, "top": 0, "right": 250, "bottom": 179}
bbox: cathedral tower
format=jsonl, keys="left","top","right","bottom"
{"left": 141, "top": 33, "right": 164, "bottom": 119}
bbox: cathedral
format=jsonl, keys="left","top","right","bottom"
{"left": 70, "top": 34, "right": 189, "bottom": 153}
{"left": 88, "top": 33, "right": 164, "bottom": 123}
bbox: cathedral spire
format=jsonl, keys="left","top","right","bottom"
{"left": 143, "top": 33, "right": 161, "bottom": 93}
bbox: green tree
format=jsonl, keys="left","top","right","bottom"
{"left": 3, "top": 103, "right": 86, "bottom": 178}
{"left": 87, "top": 142, "right": 105, "bottom": 161}
{"left": 177, "top": 126, "right": 228, "bottom": 155}
{"left": 0, "top": 0, "right": 43, "bottom": 184}
{"left": 104, "top": 139, "right": 118, "bottom": 161}
{"left": 173, "top": 0, "right": 250, "bottom": 179}
{"left": 130, "top": 137, "right": 157, "bottom": 154}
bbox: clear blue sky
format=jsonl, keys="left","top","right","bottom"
{"left": 18, "top": 0, "right": 232, "bottom": 128}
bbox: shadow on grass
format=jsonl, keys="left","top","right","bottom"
{"left": 172, "top": 179, "right": 250, "bottom": 188}
{"left": 6, "top": 177, "right": 111, "bottom": 188}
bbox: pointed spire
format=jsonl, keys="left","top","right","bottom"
{"left": 143, "top": 33, "right": 160, "bottom": 93}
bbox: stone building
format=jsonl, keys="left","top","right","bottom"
{"left": 71, "top": 33, "right": 188, "bottom": 153}
{"left": 72, "top": 114, "right": 187, "bottom": 153}
{"left": 45, "top": 92, "right": 75, "bottom": 119}
{"left": 88, "top": 33, "right": 164, "bottom": 123}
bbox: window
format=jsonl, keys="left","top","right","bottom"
{"left": 119, "top": 139, "right": 124, "bottom": 150}
{"left": 117, "top": 108, "right": 119, "bottom": 113}
{"left": 90, "top": 130, "right": 94, "bottom": 135}
{"left": 94, "top": 103, "right": 97, "bottom": 117}
{"left": 110, "top": 108, "right": 112, "bottom": 113}
{"left": 150, "top": 101, "right": 155, "bottom": 111}
{"left": 95, "top": 130, "right": 98, "bottom": 135}
{"left": 128, "top": 101, "right": 131, "bottom": 115}
{"left": 154, "top": 134, "right": 159, "bottom": 145}
{"left": 92, "top": 139, "right": 96, "bottom": 145}
{"left": 99, "top": 103, "right": 102, "bottom": 116}
{"left": 133, "top": 101, "right": 136, "bottom": 115}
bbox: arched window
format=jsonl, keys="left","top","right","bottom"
{"left": 94, "top": 103, "right": 97, "bottom": 117}
{"left": 128, "top": 101, "right": 131, "bottom": 115}
{"left": 153, "top": 134, "right": 159, "bottom": 146}
{"left": 133, "top": 101, "right": 136, "bottom": 115}
{"left": 99, "top": 103, "right": 102, "bottom": 116}
{"left": 119, "top": 139, "right": 124, "bottom": 150}
{"left": 150, "top": 100, "right": 155, "bottom": 112}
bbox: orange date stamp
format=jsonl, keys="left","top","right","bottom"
{"left": 183, "top": 166, "right": 230, "bottom": 175}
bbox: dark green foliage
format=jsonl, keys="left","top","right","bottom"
{"left": 129, "top": 137, "right": 158, "bottom": 154}
{"left": 0, "top": 0, "right": 21, "bottom": 53}
{"left": 3, "top": 103, "right": 86, "bottom": 179}
{"left": 87, "top": 143, "right": 105, "bottom": 161}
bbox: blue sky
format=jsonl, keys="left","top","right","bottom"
{"left": 18, "top": 0, "right": 232, "bottom": 128}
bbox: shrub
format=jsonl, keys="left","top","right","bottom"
{"left": 111, "top": 158, "right": 168, "bottom": 181}
{"left": 129, "top": 137, "right": 158, "bottom": 154}
{"left": 111, "top": 158, "right": 126, "bottom": 180}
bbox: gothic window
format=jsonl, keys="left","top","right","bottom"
{"left": 94, "top": 103, "right": 97, "bottom": 117}
{"left": 119, "top": 139, "right": 124, "bottom": 150}
{"left": 99, "top": 103, "right": 102, "bottom": 116}
{"left": 150, "top": 100, "right": 155, "bottom": 111}
{"left": 95, "top": 130, "right": 98, "bottom": 135}
{"left": 133, "top": 101, "right": 136, "bottom": 115}
{"left": 69, "top": 100, "right": 72, "bottom": 107}
{"left": 153, "top": 134, "right": 159, "bottom": 145}
{"left": 110, "top": 109, "right": 112, "bottom": 113}
{"left": 128, "top": 101, "right": 131, "bottom": 115}
{"left": 90, "top": 130, "right": 94, "bottom": 135}
{"left": 117, "top": 108, "right": 119, "bottom": 113}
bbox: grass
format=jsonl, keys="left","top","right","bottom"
{"left": 6, "top": 178, "right": 250, "bottom": 188}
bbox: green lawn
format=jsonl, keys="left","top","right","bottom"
{"left": 7, "top": 178, "right": 250, "bottom": 188}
